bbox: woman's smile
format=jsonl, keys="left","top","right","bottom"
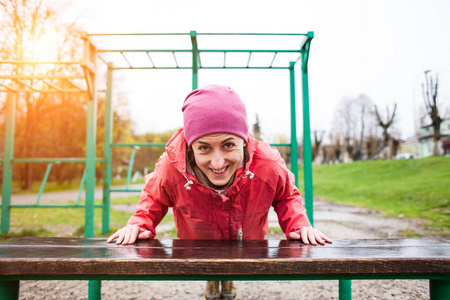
{"left": 192, "top": 133, "right": 245, "bottom": 187}
{"left": 211, "top": 166, "right": 228, "bottom": 174}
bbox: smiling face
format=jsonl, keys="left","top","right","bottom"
{"left": 191, "top": 133, "right": 245, "bottom": 187}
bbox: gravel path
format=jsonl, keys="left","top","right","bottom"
{"left": 19, "top": 278, "right": 430, "bottom": 300}
{"left": 6, "top": 189, "right": 443, "bottom": 299}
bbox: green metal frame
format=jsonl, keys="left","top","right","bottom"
{"left": 93, "top": 30, "right": 315, "bottom": 224}
{"left": 1, "top": 31, "right": 320, "bottom": 299}
{"left": 0, "top": 33, "right": 98, "bottom": 237}
{"left": 1, "top": 93, "right": 16, "bottom": 233}
{"left": 93, "top": 29, "right": 318, "bottom": 300}
{"left": 1, "top": 31, "right": 316, "bottom": 233}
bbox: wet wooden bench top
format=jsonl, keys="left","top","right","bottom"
{"left": 0, "top": 237, "right": 449, "bottom": 279}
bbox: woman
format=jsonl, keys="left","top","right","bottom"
{"left": 108, "top": 84, "right": 332, "bottom": 300}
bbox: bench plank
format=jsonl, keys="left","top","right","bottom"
{"left": 0, "top": 237, "right": 449, "bottom": 279}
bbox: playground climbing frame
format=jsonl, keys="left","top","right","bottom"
{"left": 1, "top": 31, "right": 316, "bottom": 238}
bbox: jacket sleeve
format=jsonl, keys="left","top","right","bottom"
{"left": 126, "top": 153, "right": 172, "bottom": 238}
{"left": 271, "top": 153, "right": 312, "bottom": 239}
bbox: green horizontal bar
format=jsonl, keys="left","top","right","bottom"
{"left": 0, "top": 274, "right": 447, "bottom": 282}
{"left": 111, "top": 143, "right": 166, "bottom": 147}
{"left": 198, "top": 33, "right": 309, "bottom": 36}
{"left": 201, "top": 67, "right": 290, "bottom": 70}
{"left": 9, "top": 205, "right": 103, "bottom": 208}
{"left": 110, "top": 189, "right": 141, "bottom": 193}
{"left": 112, "top": 67, "right": 191, "bottom": 70}
{"left": 113, "top": 67, "right": 290, "bottom": 70}
{"left": 270, "top": 143, "right": 291, "bottom": 147}
{"left": 201, "top": 49, "right": 300, "bottom": 53}
{"left": 98, "top": 49, "right": 192, "bottom": 53}
{"left": 88, "top": 33, "right": 190, "bottom": 37}
{"left": 99, "top": 49, "right": 300, "bottom": 53}
{"left": 12, "top": 158, "right": 104, "bottom": 163}
{"left": 88, "top": 32, "right": 308, "bottom": 37}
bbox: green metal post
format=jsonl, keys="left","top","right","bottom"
{"left": 289, "top": 62, "right": 299, "bottom": 186}
{"left": 85, "top": 78, "right": 97, "bottom": 238}
{"left": 301, "top": 41, "right": 314, "bottom": 225}
{"left": 126, "top": 146, "right": 138, "bottom": 189}
{"left": 430, "top": 280, "right": 450, "bottom": 300}
{"left": 1, "top": 93, "right": 16, "bottom": 234}
{"left": 339, "top": 280, "right": 352, "bottom": 300}
{"left": 0, "top": 280, "right": 20, "bottom": 299}
{"left": 102, "top": 64, "right": 113, "bottom": 234}
{"left": 190, "top": 30, "right": 199, "bottom": 89}
{"left": 36, "top": 163, "right": 53, "bottom": 205}
{"left": 88, "top": 280, "right": 101, "bottom": 300}
{"left": 77, "top": 168, "right": 87, "bottom": 206}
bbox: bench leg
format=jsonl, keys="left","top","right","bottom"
{"left": 88, "top": 280, "right": 101, "bottom": 300}
{"left": 339, "top": 279, "right": 352, "bottom": 300}
{"left": 0, "top": 280, "right": 20, "bottom": 299}
{"left": 430, "top": 279, "right": 450, "bottom": 300}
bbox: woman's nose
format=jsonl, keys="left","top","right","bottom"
{"left": 211, "top": 152, "right": 225, "bottom": 169}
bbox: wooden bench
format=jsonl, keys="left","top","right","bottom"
{"left": 0, "top": 237, "right": 449, "bottom": 299}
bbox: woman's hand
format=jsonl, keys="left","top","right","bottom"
{"left": 288, "top": 226, "right": 332, "bottom": 245}
{"left": 107, "top": 224, "right": 153, "bottom": 245}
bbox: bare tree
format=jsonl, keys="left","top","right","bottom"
{"left": 332, "top": 94, "right": 374, "bottom": 161}
{"left": 252, "top": 113, "right": 262, "bottom": 140}
{"left": 330, "top": 133, "right": 342, "bottom": 163}
{"left": 371, "top": 103, "right": 397, "bottom": 159}
{"left": 422, "top": 71, "right": 443, "bottom": 156}
{"left": 312, "top": 130, "right": 325, "bottom": 164}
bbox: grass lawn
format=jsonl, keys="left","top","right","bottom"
{"left": 1, "top": 156, "right": 448, "bottom": 241}
{"left": 0, "top": 198, "right": 174, "bottom": 242}
{"left": 298, "top": 156, "right": 449, "bottom": 236}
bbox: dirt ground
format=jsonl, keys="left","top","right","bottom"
{"left": 6, "top": 189, "right": 446, "bottom": 299}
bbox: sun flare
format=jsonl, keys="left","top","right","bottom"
{"left": 23, "top": 34, "right": 60, "bottom": 62}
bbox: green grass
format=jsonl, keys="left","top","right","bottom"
{"left": 2, "top": 157, "right": 448, "bottom": 242}
{"left": 0, "top": 198, "right": 175, "bottom": 242}
{"left": 299, "top": 156, "right": 450, "bottom": 235}
{"left": 0, "top": 228, "right": 54, "bottom": 242}
{"left": 8, "top": 177, "right": 145, "bottom": 195}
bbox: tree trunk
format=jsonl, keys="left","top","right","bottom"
{"left": 433, "top": 122, "right": 441, "bottom": 156}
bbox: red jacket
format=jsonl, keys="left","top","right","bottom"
{"left": 127, "top": 128, "right": 312, "bottom": 240}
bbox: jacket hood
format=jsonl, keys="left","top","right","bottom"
{"left": 165, "top": 128, "right": 258, "bottom": 179}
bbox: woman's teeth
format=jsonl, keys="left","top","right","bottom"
{"left": 211, "top": 167, "right": 227, "bottom": 174}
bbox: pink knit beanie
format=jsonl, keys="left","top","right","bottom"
{"left": 182, "top": 84, "right": 249, "bottom": 146}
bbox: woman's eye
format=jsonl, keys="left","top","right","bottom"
{"left": 223, "top": 143, "right": 234, "bottom": 149}
{"left": 199, "top": 146, "right": 209, "bottom": 151}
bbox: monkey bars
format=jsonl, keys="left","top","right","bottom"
{"left": 1, "top": 30, "right": 315, "bottom": 236}
{"left": 0, "top": 30, "right": 331, "bottom": 300}
{"left": 92, "top": 31, "right": 315, "bottom": 232}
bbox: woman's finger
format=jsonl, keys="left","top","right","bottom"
{"left": 138, "top": 230, "right": 152, "bottom": 239}
{"left": 307, "top": 228, "right": 317, "bottom": 245}
{"left": 106, "top": 231, "right": 118, "bottom": 243}
{"left": 300, "top": 227, "right": 310, "bottom": 244}
{"left": 128, "top": 225, "right": 140, "bottom": 244}
{"left": 314, "top": 230, "right": 325, "bottom": 245}
{"left": 321, "top": 232, "right": 333, "bottom": 244}
{"left": 115, "top": 228, "right": 126, "bottom": 245}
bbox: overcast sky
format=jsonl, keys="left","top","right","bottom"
{"left": 76, "top": 0, "right": 450, "bottom": 142}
